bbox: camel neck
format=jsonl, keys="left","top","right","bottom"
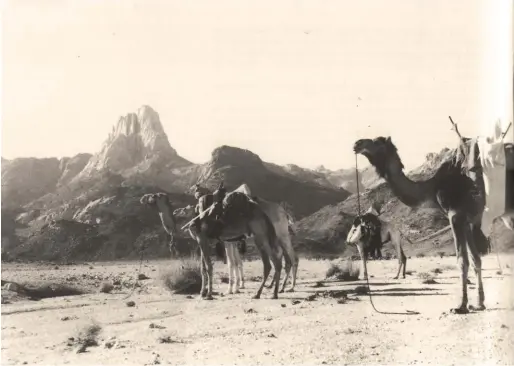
{"left": 383, "top": 158, "right": 434, "bottom": 207}
{"left": 156, "top": 202, "right": 175, "bottom": 234}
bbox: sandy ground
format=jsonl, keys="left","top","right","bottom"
{"left": 1, "top": 254, "right": 514, "bottom": 365}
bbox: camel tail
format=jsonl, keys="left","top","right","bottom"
{"left": 259, "top": 208, "right": 278, "bottom": 250}
{"left": 238, "top": 240, "right": 247, "bottom": 255}
{"left": 215, "top": 241, "right": 226, "bottom": 261}
{"left": 473, "top": 226, "right": 490, "bottom": 256}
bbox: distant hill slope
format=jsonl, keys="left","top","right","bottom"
{"left": 195, "top": 146, "right": 351, "bottom": 219}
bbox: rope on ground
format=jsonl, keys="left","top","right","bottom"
{"left": 354, "top": 153, "right": 419, "bottom": 316}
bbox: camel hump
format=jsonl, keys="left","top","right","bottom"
{"left": 220, "top": 191, "right": 258, "bottom": 221}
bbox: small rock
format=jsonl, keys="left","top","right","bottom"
{"left": 501, "top": 324, "right": 508, "bottom": 329}
{"left": 244, "top": 308, "right": 257, "bottom": 314}
{"left": 54, "top": 266, "right": 59, "bottom": 270}
{"left": 291, "top": 300, "right": 301, "bottom": 305}
{"left": 267, "top": 333, "right": 277, "bottom": 338}
{"left": 281, "top": 304, "right": 286, "bottom": 308}
{"left": 138, "top": 274, "right": 150, "bottom": 280}
{"left": 126, "top": 301, "right": 136, "bottom": 307}
{"left": 149, "top": 323, "right": 166, "bottom": 329}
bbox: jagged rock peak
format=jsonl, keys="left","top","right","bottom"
{"left": 107, "top": 105, "right": 174, "bottom": 154}
{"left": 79, "top": 105, "right": 183, "bottom": 175}
{"left": 210, "top": 145, "right": 263, "bottom": 167}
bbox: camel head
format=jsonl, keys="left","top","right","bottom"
{"left": 346, "top": 213, "right": 380, "bottom": 245}
{"left": 140, "top": 193, "right": 179, "bottom": 255}
{"left": 353, "top": 137, "right": 403, "bottom": 177}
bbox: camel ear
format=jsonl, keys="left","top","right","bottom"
{"left": 386, "top": 136, "right": 392, "bottom": 143}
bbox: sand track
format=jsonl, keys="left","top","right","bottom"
{"left": 2, "top": 256, "right": 514, "bottom": 365}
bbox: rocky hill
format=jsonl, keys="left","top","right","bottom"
{"left": 195, "top": 146, "right": 351, "bottom": 219}
{"left": 1, "top": 106, "right": 351, "bottom": 262}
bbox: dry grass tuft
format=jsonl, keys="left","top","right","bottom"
{"left": 325, "top": 260, "right": 360, "bottom": 281}
{"left": 99, "top": 283, "right": 114, "bottom": 293}
{"left": 68, "top": 320, "right": 102, "bottom": 353}
{"left": 417, "top": 272, "right": 438, "bottom": 284}
{"left": 160, "top": 259, "right": 202, "bottom": 294}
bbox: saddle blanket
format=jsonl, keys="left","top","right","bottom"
{"left": 474, "top": 120, "right": 514, "bottom": 235}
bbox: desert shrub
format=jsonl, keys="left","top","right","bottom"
{"left": 99, "top": 282, "right": 114, "bottom": 293}
{"left": 417, "top": 272, "right": 437, "bottom": 284}
{"left": 160, "top": 259, "right": 202, "bottom": 294}
{"left": 68, "top": 320, "right": 102, "bottom": 353}
{"left": 325, "top": 260, "right": 360, "bottom": 281}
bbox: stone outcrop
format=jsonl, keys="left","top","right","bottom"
{"left": 76, "top": 105, "right": 191, "bottom": 180}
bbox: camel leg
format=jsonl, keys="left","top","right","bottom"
{"left": 234, "top": 245, "right": 244, "bottom": 291}
{"left": 253, "top": 247, "right": 272, "bottom": 299}
{"left": 224, "top": 243, "right": 235, "bottom": 295}
{"left": 401, "top": 249, "right": 407, "bottom": 279}
{"left": 356, "top": 242, "right": 369, "bottom": 280}
{"left": 266, "top": 269, "right": 276, "bottom": 289}
{"left": 280, "top": 255, "right": 292, "bottom": 293}
{"left": 229, "top": 243, "right": 241, "bottom": 294}
{"left": 198, "top": 235, "right": 213, "bottom": 300}
{"left": 267, "top": 241, "right": 283, "bottom": 299}
{"left": 199, "top": 251, "right": 208, "bottom": 298}
{"left": 467, "top": 224, "right": 486, "bottom": 311}
{"left": 449, "top": 212, "right": 470, "bottom": 314}
{"left": 288, "top": 255, "right": 299, "bottom": 292}
{"left": 394, "top": 241, "right": 407, "bottom": 279}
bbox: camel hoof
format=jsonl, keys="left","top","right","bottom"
{"left": 468, "top": 304, "right": 486, "bottom": 311}
{"left": 279, "top": 289, "right": 285, "bottom": 294}
{"left": 234, "top": 289, "right": 241, "bottom": 294}
{"left": 450, "top": 307, "right": 470, "bottom": 314}
{"left": 224, "top": 291, "right": 233, "bottom": 296}
{"left": 239, "top": 285, "right": 245, "bottom": 290}
{"left": 203, "top": 294, "right": 214, "bottom": 300}
{"left": 200, "top": 291, "right": 208, "bottom": 297}
{"left": 286, "top": 288, "right": 295, "bottom": 293}
{"left": 252, "top": 294, "right": 261, "bottom": 300}
{"left": 271, "top": 294, "right": 279, "bottom": 300}
{"left": 392, "top": 276, "right": 399, "bottom": 280}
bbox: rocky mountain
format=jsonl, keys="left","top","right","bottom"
{"left": 2, "top": 106, "right": 351, "bottom": 262}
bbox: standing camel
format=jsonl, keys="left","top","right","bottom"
{"left": 354, "top": 136, "right": 490, "bottom": 314}
{"left": 233, "top": 184, "right": 300, "bottom": 293}
{"left": 173, "top": 205, "right": 246, "bottom": 295}
{"left": 141, "top": 190, "right": 283, "bottom": 300}
{"left": 346, "top": 208, "right": 410, "bottom": 280}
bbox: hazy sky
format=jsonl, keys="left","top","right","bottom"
{"left": 2, "top": 0, "right": 512, "bottom": 170}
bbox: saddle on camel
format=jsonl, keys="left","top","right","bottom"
{"left": 192, "top": 183, "right": 247, "bottom": 260}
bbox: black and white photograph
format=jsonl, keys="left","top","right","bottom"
{"left": 1, "top": 0, "right": 513, "bottom": 364}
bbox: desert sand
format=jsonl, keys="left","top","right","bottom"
{"left": 2, "top": 254, "right": 513, "bottom": 365}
